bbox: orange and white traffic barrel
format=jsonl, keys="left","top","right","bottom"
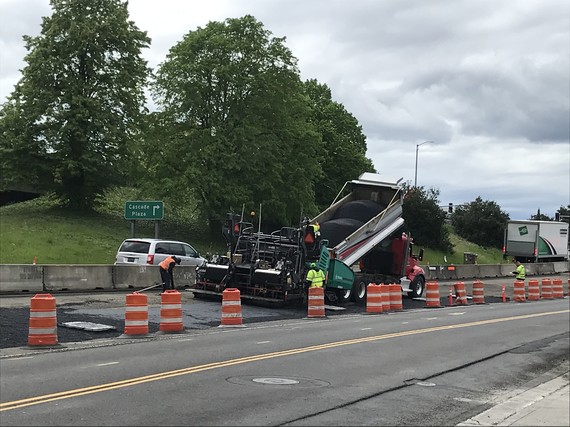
{"left": 380, "top": 284, "right": 391, "bottom": 312}
{"left": 454, "top": 282, "right": 468, "bottom": 305}
{"left": 366, "top": 283, "right": 383, "bottom": 314}
{"left": 541, "top": 279, "right": 553, "bottom": 299}
{"left": 221, "top": 288, "right": 244, "bottom": 326}
{"left": 513, "top": 281, "right": 526, "bottom": 302}
{"left": 527, "top": 279, "right": 540, "bottom": 301}
{"left": 425, "top": 282, "right": 441, "bottom": 308}
{"left": 389, "top": 283, "right": 403, "bottom": 311}
{"left": 307, "top": 287, "right": 326, "bottom": 318}
{"left": 28, "top": 293, "right": 58, "bottom": 346}
{"left": 159, "top": 290, "right": 183, "bottom": 332}
{"left": 124, "top": 292, "right": 149, "bottom": 335}
{"left": 472, "top": 280, "right": 485, "bottom": 304}
{"left": 552, "top": 279, "right": 564, "bottom": 299}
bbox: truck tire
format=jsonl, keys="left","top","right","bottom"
{"left": 319, "top": 218, "right": 364, "bottom": 247}
{"left": 352, "top": 279, "right": 367, "bottom": 305}
{"left": 332, "top": 200, "right": 386, "bottom": 223}
{"left": 407, "top": 276, "right": 425, "bottom": 299}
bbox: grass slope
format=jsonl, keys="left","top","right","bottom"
{"left": 0, "top": 197, "right": 508, "bottom": 265}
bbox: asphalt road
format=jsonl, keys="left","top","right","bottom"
{"left": 0, "top": 274, "right": 568, "bottom": 350}
{"left": 0, "top": 297, "right": 568, "bottom": 426}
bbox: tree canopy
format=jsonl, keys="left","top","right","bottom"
{"left": 302, "top": 79, "right": 375, "bottom": 208}
{"left": 451, "top": 196, "right": 510, "bottom": 248}
{"left": 0, "top": 0, "right": 150, "bottom": 209}
{"left": 402, "top": 185, "right": 452, "bottom": 251}
{"left": 148, "top": 15, "right": 323, "bottom": 228}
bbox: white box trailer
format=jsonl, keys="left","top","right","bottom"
{"left": 503, "top": 220, "right": 569, "bottom": 262}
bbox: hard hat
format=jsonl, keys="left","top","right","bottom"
{"left": 310, "top": 262, "right": 316, "bottom": 268}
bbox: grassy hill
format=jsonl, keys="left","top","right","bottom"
{"left": 0, "top": 196, "right": 509, "bottom": 265}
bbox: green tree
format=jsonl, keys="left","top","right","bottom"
{"left": 302, "top": 79, "right": 375, "bottom": 208}
{"left": 150, "top": 15, "right": 321, "bottom": 229}
{"left": 451, "top": 196, "right": 510, "bottom": 248}
{"left": 402, "top": 185, "right": 452, "bottom": 251}
{"left": 530, "top": 211, "right": 553, "bottom": 221}
{"left": 0, "top": 0, "right": 150, "bottom": 210}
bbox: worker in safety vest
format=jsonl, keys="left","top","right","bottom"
{"left": 512, "top": 259, "right": 526, "bottom": 282}
{"left": 306, "top": 262, "right": 325, "bottom": 288}
{"left": 159, "top": 256, "right": 181, "bottom": 291}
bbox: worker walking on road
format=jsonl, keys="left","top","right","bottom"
{"left": 306, "top": 262, "right": 325, "bottom": 288}
{"left": 159, "top": 256, "right": 181, "bottom": 292}
{"left": 512, "top": 259, "right": 526, "bottom": 282}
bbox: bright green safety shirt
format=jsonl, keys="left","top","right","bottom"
{"left": 515, "top": 264, "right": 526, "bottom": 280}
{"left": 306, "top": 268, "right": 325, "bottom": 288}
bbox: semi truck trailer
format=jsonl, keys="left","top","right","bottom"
{"left": 503, "top": 220, "right": 569, "bottom": 263}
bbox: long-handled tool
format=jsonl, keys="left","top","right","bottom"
{"left": 138, "top": 282, "right": 163, "bottom": 293}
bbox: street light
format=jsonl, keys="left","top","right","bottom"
{"left": 414, "top": 140, "right": 434, "bottom": 187}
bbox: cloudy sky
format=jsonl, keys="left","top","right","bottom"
{"left": 1, "top": 0, "right": 569, "bottom": 220}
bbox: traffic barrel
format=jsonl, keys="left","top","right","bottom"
{"left": 221, "top": 288, "right": 244, "bottom": 326}
{"left": 366, "top": 283, "right": 383, "bottom": 314}
{"left": 380, "top": 284, "right": 391, "bottom": 312}
{"left": 307, "top": 287, "right": 326, "bottom": 318}
{"left": 425, "top": 282, "right": 441, "bottom": 308}
{"left": 513, "top": 281, "right": 526, "bottom": 302}
{"left": 389, "top": 283, "right": 403, "bottom": 311}
{"left": 472, "top": 280, "right": 485, "bottom": 304}
{"left": 527, "top": 279, "right": 540, "bottom": 301}
{"left": 28, "top": 294, "right": 58, "bottom": 346}
{"left": 541, "top": 279, "right": 553, "bottom": 299}
{"left": 454, "top": 282, "right": 468, "bottom": 305}
{"left": 159, "top": 290, "right": 183, "bottom": 332}
{"left": 552, "top": 279, "right": 564, "bottom": 299}
{"left": 124, "top": 292, "right": 149, "bottom": 335}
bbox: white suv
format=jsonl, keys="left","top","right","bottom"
{"left": 114, "top": 238, "right": 206, "bottom": 267}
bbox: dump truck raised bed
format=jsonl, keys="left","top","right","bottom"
{"left": 503, "top": 220, "right": 569, "bottom": 263}
{"left": 192, "top": 172, "right": 425, "bottom": 305}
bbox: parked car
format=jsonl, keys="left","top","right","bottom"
{"left": 114, "top": 238, "right": 206, "bottom": 267}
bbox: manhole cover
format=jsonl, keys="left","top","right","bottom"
{"left": 252, "top": 378, "right": 299, "bottom": 385}
{"left": 227, "top": 376, "right": 330, "bottom": 388}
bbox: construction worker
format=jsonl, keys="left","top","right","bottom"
{"left": 306, "top": 262, "right": 325, "bottom": 288}
{"left": 159, "top": 256, "right": 181, "bottom": 291}
{"left": 512, "top": 259, "right": 526, "bottom": 282}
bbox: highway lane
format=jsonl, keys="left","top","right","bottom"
{"left": 0, "top": 298, "right": 568, "bottom": 426}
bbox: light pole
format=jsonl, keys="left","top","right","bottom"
{"left": 414, "top": 140, "right": 434, "bottom": 187}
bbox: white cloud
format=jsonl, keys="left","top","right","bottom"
{"left": 0, "top": 0, "right": 568, "bottom": 220}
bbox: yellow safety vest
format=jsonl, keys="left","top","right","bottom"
{"left": 306, "top": 268, "right": 325, "bottom": 288}
{"left": 515, "top": 264, "right": 526, "bottom": 280}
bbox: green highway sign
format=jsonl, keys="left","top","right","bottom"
{"left": 124, "top": 201, "right": 164, "bottom": 220}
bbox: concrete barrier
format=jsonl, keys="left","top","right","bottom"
{"left": 0, "top": 265, "right": 43, "bottom": 293}
{"left": 43, "top": 265, "right": 114, "bottom": 292}
{"left": 0, "top": 261, "right": 566, "bottom": 294}
{"left": 477, "top": 264, "right": 503, "bottom": 278}
{"left": 113, "top": 265, "right": 197, "bottom": 290}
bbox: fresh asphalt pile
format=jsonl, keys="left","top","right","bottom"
{"left": 0, "top": 289, "right": 505, "bottom": 350}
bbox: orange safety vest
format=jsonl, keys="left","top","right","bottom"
{"left": 159, "top": 256, "right": 175, "bottom": 270}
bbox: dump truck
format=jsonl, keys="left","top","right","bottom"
{"left": 192, "top": 172, "right": 425, "bottom": 305}
{"left": 503, "top": 220, "right": 569, "bottom": 263}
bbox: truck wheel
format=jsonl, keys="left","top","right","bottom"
{"left": 407, "top": 276, "right": 425, "bottom": 299}
{"left": 335, "top": 289, "right": 352, "bottom": 304}
{"left": 352, "top": 279, "right": 367, "bottom": 305}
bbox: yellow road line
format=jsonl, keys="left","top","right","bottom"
{"left": 1, "top": 309, "right": 568, "bottom": 412}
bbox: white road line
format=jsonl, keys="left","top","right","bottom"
{"left": 256, "top": 341, "right": 271, "bottom": 344}
{"left": 97, "top": 362, "right": 119, "bottom": 367}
